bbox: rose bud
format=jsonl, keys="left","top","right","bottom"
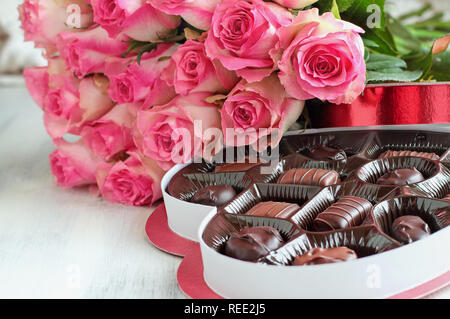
{"left": 95, "top": 151, "right": 165, "bottom": 206}
{"left": 221, "top": 74, "right": 304, "bottom": 148}
{"left": 91, "top": 0, "right": 180, "bottom": 41}
{"left": 57, "top": 26, "right": 130, "bottom": 78}
{"left": 148, "top": 0, "right": 222, "bottom": 31}
{"left": 49, "top": 138, "right": 101, "bottom": 189}
{"left": 18, "top": 0, "right": 94, "bottom": 55}
{"left": 24, "top": 63, "right": 115, "bottom": 138}
{"left": 205, "top": 0, "right": 292, "bottom": 82}
{"left": 276, "top": 8, "right": 366, "bottom": 104}
{"left": 105, "top": 43, "right": 178, "bottom": 107}
{"left": 272, "top": 0, "right": 318, "bottom": 9}
{"left": 163, "top": 39, "right": 238, "bottom": 96}
{"left": 81, "top": 104, "right": 135, "bottom": 161}
{"left": 133, "top": 93, "right": 223, "bottom": 170}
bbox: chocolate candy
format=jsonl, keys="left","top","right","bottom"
{"left": 215, "top": 157, "right": 262, "bottom": 173}
{"left": 303, "top": 145, "right": 347, "bottom": 161}
{"left": 224, "top": 226, "right": 284, "bottom": 262}
{"left": 246, "top": 201, "right": 300, "bottom": 219}
{"left": 191, "top": 185, "right": 237, "bottom": 206}
{"left": 377, "top": 168, "right": 425, "bottom": 185}
{"left": 277, "top": 168, "right": 341, "bottom": 187}
{"left": 313, "top": 196, "right": 373, "bottom": 231}
{"left": 379, "top": 150, "right": 440, "bottom": 160}
{"left": 391, "top": 215, "right": 431, "bottom": 244}
{"left": 293, "top": 247, "right": 358, "bottom": 266}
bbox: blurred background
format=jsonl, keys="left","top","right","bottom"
{"left": 0, "top": 0, "right": 449, "bottom": 86}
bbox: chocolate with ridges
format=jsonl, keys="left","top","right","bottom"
{"left": 292, "top": 247, "right": 358, "bottom": 266}
{"left": 313, "top": 196, "right": 373, "bottom": 231}
{"left": 224, "top": 226, "right": 284, "bottom": 262}
{"left": 191, "top": 185, "right": 237, "bottom": 207}
{"left": 377, "top": 168, "right": 425, "bottom": 185}
{"left": 246, "top": 201, "right": 300, "bottom": 219}
{"left": 379, "top": 150, "right": 440, "bottom": 160}
{"left": 391, "top": 215, "right": 431, "bottom": 244}
{"left": 277, "top": 168, "right": 341, "bottom": 187}
{"left": 303, "top": 145, "right": 347, "bottom": 161}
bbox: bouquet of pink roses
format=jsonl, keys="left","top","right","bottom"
{"left": 20, "top": 0, "right": 449, "bottom": 206}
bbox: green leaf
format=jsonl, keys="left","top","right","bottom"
{"left": 430, "top": 51, "right": 450, "bottom": 81}
{"left": 344, "top": 0, "right": 386, "bottom": 28}
{"left": 363, "top": 30, "right": 398, "bottom": 55}
{"left": 331, "top": 0, "right": 341, "bottom": 19}
{"left": 364, "top": 48, "right": 370, "bottom": 63}
{"left": 407, "top": 28, "right": 449, "bottom": 41}
{"left": 397, "top": 4, "right": 432, "bottom": 21}
{"left": 366, "top": 53, "right": 407, "bottom": 70}
{"left": 386, "top": 14, "right": 421, "bottom": 47}
{"left": 366, "top": 69, "right": 423, "bottom": 82}
{"left": 342, "top": 0, "right": 398, "bottom": 55}
{"left": 363, "top": 38, "right": 379, "bottom": 48}
{"left": 336, "top": 0, "right": 355, "bottom": 12}
{"left": 121, "top": 39, "right": 151, "bottom": 58}
{"left": 403, "top": 46, "right": 433, "bottom": 80}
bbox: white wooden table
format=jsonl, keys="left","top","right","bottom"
{"left": 0, "top": 85, "right": 186, "bottom": 299}
{"left": 0, "top": 83, "right": 448, "bottom": 299}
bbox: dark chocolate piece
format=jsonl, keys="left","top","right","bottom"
{"left": 377, "top": 168, "right": 425, "bottom": 185}
{"left": 214, "top": 157, "right": 262, "bottom": 173}
{"left": 391, "top": 215, "right": 431, "bottom": 244}
{"left": 277, "top": 168, "right": 340, "bottom": 187}
{"left": 303, "top": 145, "right": 347, "bottom": 161}
{"left": 379, "top": 150, "right": 440, "bottom": 161}
{"left": 191, "top": 185, "right": 237, "bottom": 206}
{"left": 246, "top": 201, "right": 300, "bottom": 219}
{"left": 293, "top": 247, "right": 357, "bottom": 266}
{"left": 313, "top": 196, "right": 373, "bottom": 231}
{"left": 224, "top": 227, "right": 284, "bottom": 262}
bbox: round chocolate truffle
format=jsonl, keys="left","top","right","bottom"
{"left": 224, "top": 227, "right": 284, "bottom": 262}
{"left": 293, "top": 247, "right": 358, "bottom": 266}
{"left": 391, "top": 215, "right": 431, "bottom": 244}
{"left": 377, "top": 168, "right": 425, "bottom": 185}
{"left": 191, "top": 185, "right": 236, "bottom": 206}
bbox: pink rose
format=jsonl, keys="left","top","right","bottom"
{"left": 222, "top": 74, "right": 304, "bottom": 148}
{"left": 148, "top": 0, "right": 222, "bottom": 31}
{"left": 91, "top": 0, "right": 180, "bottom": 40}
{"left": 276, "top": 8, "right": 366, "bottom": 104}
{"left": 205, "top": 0, "right": 292, "bottom": 82}
{"left": 96, "top": 151, "right": 165, "bottom": 206}
{"left": 272, "top": 0, "right": 318, "bottom": 9}
{"left": 134, "top": 93, "right": 222, "bottom": 170}
{"left": 18, "top": 0, "right": 94, "bottom": 55}
{"left": 81, "top": 104, "right": 135, "bottom": 161}
{"left": 24, "top": 66, "right": 49, "bottom": 107}
{"left": 49, "top": 138, "right": 101, "bottom": 188}
{"left": 24, "top": 64, "right": 115, "bottom": 138}
{"left": 105, "top": 43, "right": 178, "bottom": 106}
{"left": 163, "top": 39, "right": 238, "bottom": 96}
{"left": 58, "top": 26, "right": 130, "bottom": 78}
